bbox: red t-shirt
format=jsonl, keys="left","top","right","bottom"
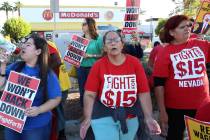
{"left": 85, "top": 54, "right": 150, "bottom": 108}
{"left": 190, "top": 33, "right": 199, "bottom": 39}
{"left": 148, "top": 45, "right": 163, "bottom": 66}
{"left": 195, "top": 98, "right": 210, "bottom": 122}
{"left": 153, "top": 39, "right": 210, "bottom": 109}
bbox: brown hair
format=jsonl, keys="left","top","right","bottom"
{"left": 159, "top": 28, "right": 166, "bottom": 43}
{"left": 84, "top": 17, "right": 99, "bottom": 40}
{"left": 163, "top": 15, "right": 189, "bottom": 43}
{"left": 30, "top": 34, "right": 49, "bottom": 97}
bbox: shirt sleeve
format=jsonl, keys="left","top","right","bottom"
{"left": 135, "top": 60, "right": 150, "bottom": 93}
{"left": 47, "top": 70, "right": 62, "bottom": 99}
{"left": 85, "top": 62, "right": 100, "bottom": 93}
{"left": 6, "top": 63, "right": 17, "bottom": 79}
{"left": 195, "top": 99, "right": 210, "bottom": 122}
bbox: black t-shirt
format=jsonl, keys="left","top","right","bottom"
{"left": 123, "top": 43, "right": 143, "bottom": 59}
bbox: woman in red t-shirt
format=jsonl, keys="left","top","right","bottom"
{"left": 153, "top": 15, "right": 210, "bottom": 140}
{"left": 80, "top": 31, "right": 161, "bottom": 140}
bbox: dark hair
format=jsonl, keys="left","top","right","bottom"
{"left": 163, "top": 15, "right": 189, "bottom": 43}
{"left": 30, "top": 34, "right": 49, "bottom": 90}
{"left": 154, "top": 41, "right": 160, "bottom": 47}
{"left": 116, "top": 29, "right": 122, "bottom": 34}
{"left": 159, "top": 28, "right": 166, "bottom": 43}
{"left": 84, "top": 17, "right": 98, "bottom": 40}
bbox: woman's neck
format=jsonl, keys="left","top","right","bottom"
{"left": 26, "top": 58, "right": 37, "bottom": 67}
{"left": 108, "top": 53, "right": 126, "bottom": 66}
{"left": 171, "top": 39, "right": 188, "bottom": 45}
{"left": 84, "top": 33, "right": 91, "bottom": 39}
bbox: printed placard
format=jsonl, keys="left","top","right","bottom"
{"left": 101, "top": 74, "right": 137, "bottom": 108}
{"left": 185, "top": 116, "right": 210, "bottom": 140}
{"left": 64, "top": 35, "right": 89, "bottom": 67}
{"left": 122, "top": 0, "right": 140, "bottom": 34}
{"left": 192, "top": 0, "right": 210, "bottom": 35}
{"left": 0, "top": 71, "right": 40, "bottom": 133}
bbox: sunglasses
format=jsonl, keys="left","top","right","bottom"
{"left": 19, "top": 35, "right": 31, "bottom": 44}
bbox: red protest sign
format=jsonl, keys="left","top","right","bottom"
{"left": 0, "top": 71, "right": 40, "bottom": 133}
{"left": 126, "top": 0, "right": 140, "bottom": 7}
{"left": 64, "top": 35, "right": 89, "bottom": 67}
{"left": 123, "top": 0, "right": 140, "bottom": 35}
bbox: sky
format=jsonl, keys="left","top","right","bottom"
{"left": 0, "top": 0, "right": 176, "bottom": 28}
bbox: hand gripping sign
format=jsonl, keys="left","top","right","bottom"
{"left": 0, "top": 71, "right": 40, "bottom": 133}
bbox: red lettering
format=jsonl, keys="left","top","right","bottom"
{"left": 102, "top": 90, "right": 114, "bottom": 107}
{"left": 122, "top": 91, "right": 136, "bottom": 107}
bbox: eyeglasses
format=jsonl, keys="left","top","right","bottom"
{"left": 19, "top": 35, "right": 31, "bottom": 44}
{"left": 82, "top": 22, "right": 87, "bottom": 26}
{"left": 178, "top": 23, "right": 192, "bottom": 29}
{"left": 105, "top": 37, "right": 121, "bottom": 45}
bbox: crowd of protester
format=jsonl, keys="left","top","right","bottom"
{"left": 0, "top": 15, "right": 210, "bottom": 140}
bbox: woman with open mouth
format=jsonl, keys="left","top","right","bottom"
{"left": 80, "top": 30, "right": 161, "bottom": 140}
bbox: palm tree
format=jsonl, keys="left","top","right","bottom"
{"left": 13, "top": 1, "right": 22, "bottom": 17}
{"left": 0, "top": 2, "right": 13, "bottom": 19}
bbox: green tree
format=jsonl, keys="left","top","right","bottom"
{"left": 183, "top": 0, "right": 201, "bottom": 18}
{"left": 170, "top": 0, "right": 201, "bottom": 18}
{"left": 155, "top": 19, "right": 167, "bottom": 36}
{"left": 13, "top": 1, "right": 22, "bottom": 17}
{"left": 2, "top": 18, "right": 31, "bottom": 42}
{"left": 0, "top": 2, "right": 13, "bottom": 19}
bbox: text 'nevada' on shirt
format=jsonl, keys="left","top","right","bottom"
{"left": 152, "top": 39, "right": 210, "bottom": 109}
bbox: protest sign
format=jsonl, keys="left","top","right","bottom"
{"left": 185, "top": 115, "right": 210, "bottom": 140}
{"left": 192, "top": 0, "right": 210, "bottom": 35}
{"left": 0, "top": 71, "right": 40, "bottom": 133}
{"left": 64, "top": 34, "right": 89, "bottom": 67}
{"left": 122, "top": 0, "right": 140, "bottom": 34}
